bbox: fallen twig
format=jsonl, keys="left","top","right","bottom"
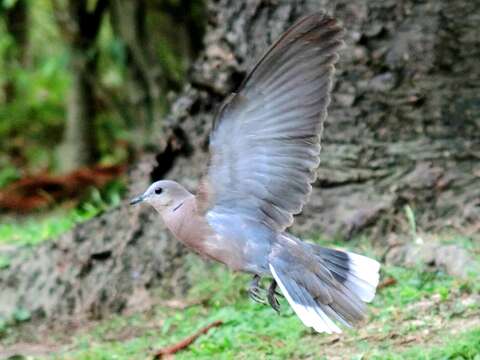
{"left": 154, "top": 320, "right": 223, "bottom": 358}
{"left": 395, "top": 336, "right": 417, "bottom": 345}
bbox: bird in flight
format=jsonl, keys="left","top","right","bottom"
{"left": 130, "top": 12, "right": 380, "bottom": 334}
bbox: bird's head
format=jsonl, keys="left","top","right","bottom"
{"left": 129, "top": 180, "right": 191, "bottom": 213}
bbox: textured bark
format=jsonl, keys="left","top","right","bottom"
{"left": 177, "top": 0, "right": 480, "bottom": 239}
{"left": 1, "top": 0, "right": 479, "bottom": 321}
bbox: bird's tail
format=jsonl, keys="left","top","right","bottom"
{"left": 268, "top": 235, "right": 380, "bottom": 334}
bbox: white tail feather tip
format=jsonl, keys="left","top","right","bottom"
{"left": 344, "top": 252, "right": 381, "bottom": 302}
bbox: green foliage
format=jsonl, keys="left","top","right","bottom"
{"left": 0, "top": 255, "right": 10, "bottom": 268}
{"left": 0, "top": 0, "right": 70, "bottom": 173}
{"left": 1, "top": 0, "right": 19, "bottom": 9}
{"left": 0, "top": 163, "right": 20, "bottom": 188}
{"left": 0, "top": 0, "right": 208, "bottom": 176}
{"left": 12, "top": 308, "right": 30, "bottom": 323}
{"left": 0, "top": 210, "right": 86, "bottom": 246}
{"left": 0, "top": 52, "right": 69, "bottom": 141}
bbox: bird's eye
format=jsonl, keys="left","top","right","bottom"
{"left": 155, "top": 188, "right": 163, "bottom": 195}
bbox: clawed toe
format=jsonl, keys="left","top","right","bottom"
{"left": 248, "top": 287, "right": 266, "bottom": 304}
{"left": 248, "top": 275, "right": 266, "bottom": 304}
{"left": 268, "top": 280, "right": 281, "bottom": 313}
{"left": 248, "top": 276, "right": 281, "bottom": 310}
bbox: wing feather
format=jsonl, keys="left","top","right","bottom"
{"left": 199, "top": 12, "right": 344, "bottom": 232}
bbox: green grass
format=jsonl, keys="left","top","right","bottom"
{"left": 0, "top": 207, "right": 97, "bottom": 247}
{"left": 0, "top": 180, "right": 125, "bottom": 247}
{"left": 44, "top": 239, "right": 478, "bottom": 360}
{"left": 370, "top": 328, "right": 480, "bottom": 359}
{"left": 64, "top": 302, "right": 309, "bottom": 360}
{"left": 1, "top": 228, "right": 478, "bottom": 359}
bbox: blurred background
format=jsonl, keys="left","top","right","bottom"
{"left": 0, "top": 0, "right": 479, "bottom": 359}
{"left": 0, "top": 0, "right": 204, "bottom": 223}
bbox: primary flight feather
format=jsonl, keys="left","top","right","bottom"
{"left": 130, "top": 12, "right": 380, "bottom": 334}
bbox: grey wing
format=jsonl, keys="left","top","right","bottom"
{"left": 202, "top": 12, "right": 344, "bottom": 232}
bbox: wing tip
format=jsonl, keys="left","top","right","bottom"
{"left": 304, "top": 11, "right": 345, "bottom": 37}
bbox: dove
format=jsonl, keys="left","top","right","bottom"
{"left": 130, "top": 12, "right": 380, "bottom": 334}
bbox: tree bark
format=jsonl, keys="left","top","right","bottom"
{"left": 1, "top": 0, "right": 478, "bottom": 321}
{"left": 109, "top": 0, "right": 205, "bottom": 145}
{"left": 110, "top": 0, "right": 163, "bottom": 141}
{"left": 56, "top": 0, "right": 108, "bottom": 172}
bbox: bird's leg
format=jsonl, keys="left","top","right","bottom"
{"left": 248, "top": 275, "right": 266, "bottom": 304}
{"left": 267, "top": 280, "right": 281, "bottom": 313}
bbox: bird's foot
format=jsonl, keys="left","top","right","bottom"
{"left": 267, "top": 280, "right": 281, "bottom": 313}
{"left": 248, "top": 275, "right": 266, "bottom": 304}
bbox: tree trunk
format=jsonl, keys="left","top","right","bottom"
{"left": 109, "top": 0, "right": 204, "bottom": 146}
{"left": 58, "top": 56, "right": 98, "bottom": 172}
{"left": 110, "top": 0, "right": 163, "bottom": 141}
{"left": 56, "top": 0, "right": 108, "bottom": 172}
{"left": 1, "top": 0, "right": 478, "bottom": 321}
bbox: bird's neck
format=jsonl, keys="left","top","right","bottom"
{"left": 161, "top": 195, "right": 207, "bottom": 249}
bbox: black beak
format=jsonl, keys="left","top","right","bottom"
{"left": 129, "top": 195, "right": 145, "bottom": 205}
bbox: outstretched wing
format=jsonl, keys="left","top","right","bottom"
{"left": 199, "top": 12, "right": 344, "bottom": 232}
